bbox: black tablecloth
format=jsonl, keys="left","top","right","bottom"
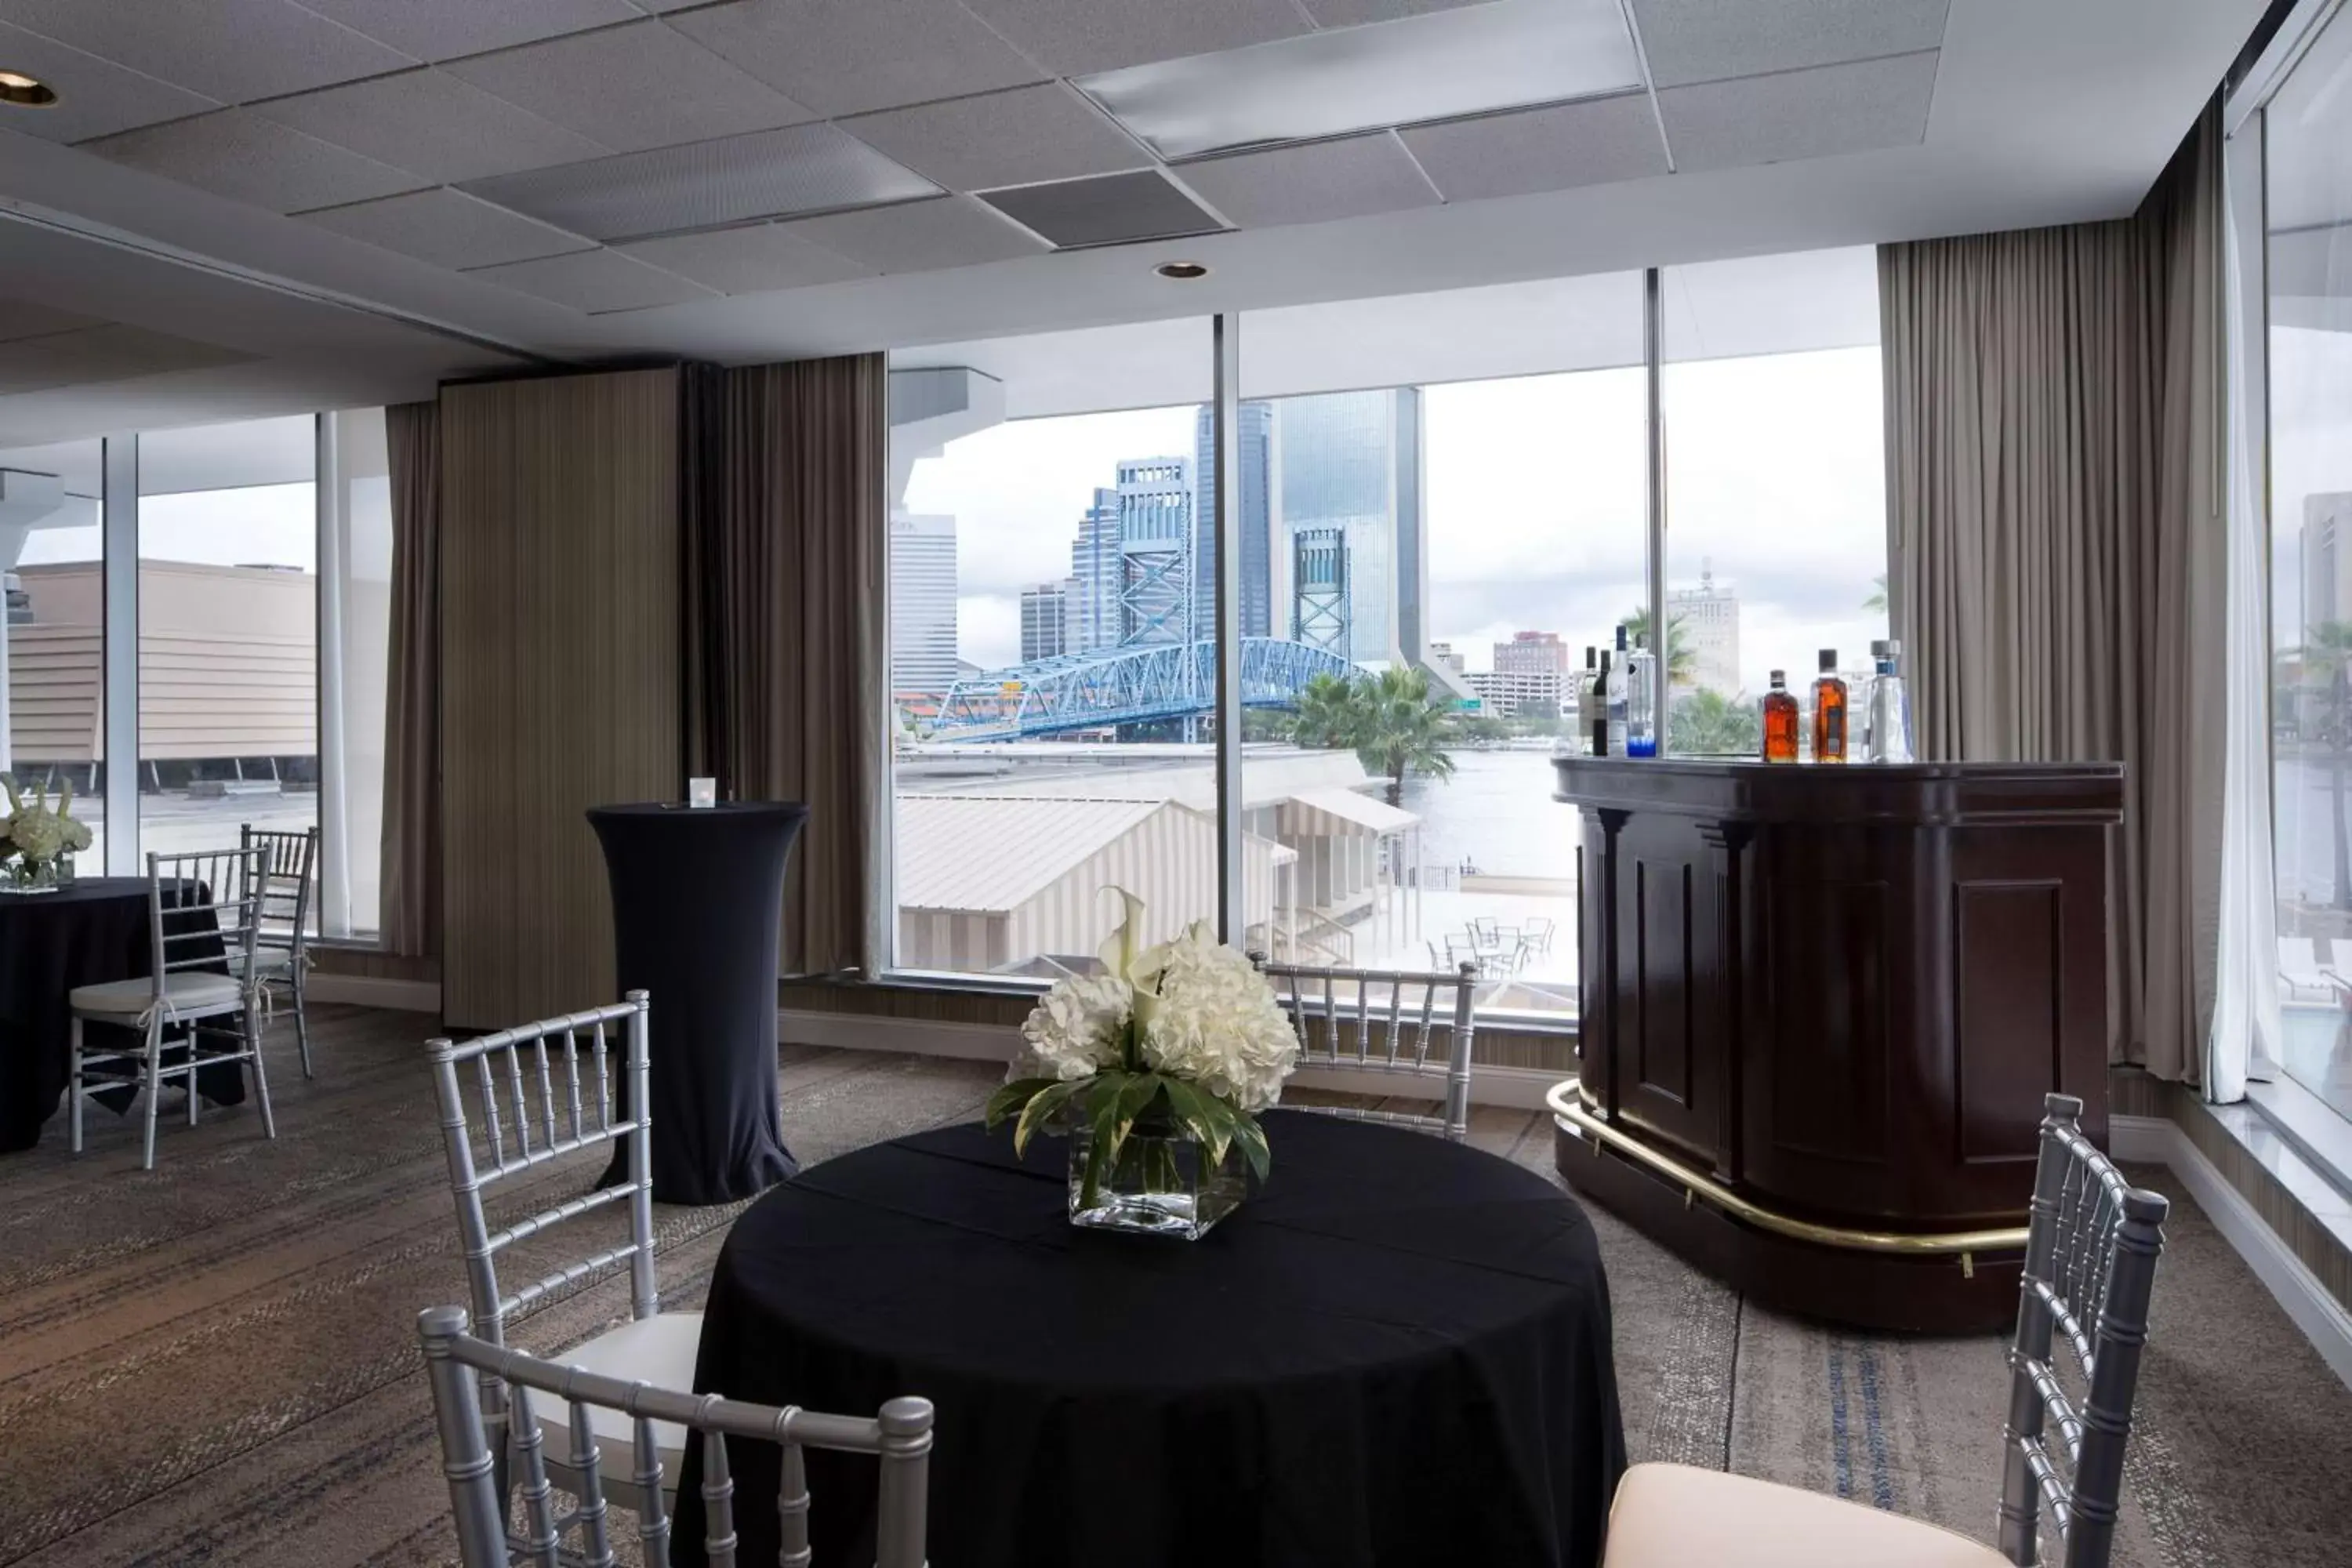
{"left": 587, "top": 802, "right": 806, "bottom": 1206}
{"left": 0, "top": 877, "right": 243, "bottom": 1152}
{"left": 677, "top": 1110, "right": 1626, "bottom": 1568}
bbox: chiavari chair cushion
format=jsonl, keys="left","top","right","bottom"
{"left": 69, "top": 971, "right": 245, "bottom": 1017}
{"left": 526, "top": 1309, "right": 703, "bottom": 1479}
{"left": 1602, "top": 1465, "right": 2007, "bottom": 1568}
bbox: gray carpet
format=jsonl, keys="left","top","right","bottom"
{"left": 1, "top": 1005, "right": 2347, "bottom": 1566}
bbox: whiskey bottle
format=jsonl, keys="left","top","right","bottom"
{"left": 1811, "top": 648, "right": 1848, "bottom": 764}
{"left": 1761, "top": 670, "right": 1798, "bottom": 763}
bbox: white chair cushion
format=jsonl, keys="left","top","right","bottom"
{"left": 521, "top": 1310, "right": 703, "bottom": 1493}
{"left": 1603, "top": 1463, "right": 2009, "bottom": 1568}
{"left": 70, "top": 971, "right": 245, "bottom": 1018}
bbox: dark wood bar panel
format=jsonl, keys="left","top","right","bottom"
{"left": 1551, "top": 758, "right": 2123, "bottom": 1331}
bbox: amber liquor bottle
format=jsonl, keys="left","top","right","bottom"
{"left": 1811, "top": 648, "right": 1849, "bottom": 764}
{"left": 1761, "top": 670, "right": 1799, "bottom": 763}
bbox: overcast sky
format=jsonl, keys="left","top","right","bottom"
{"left": 901, "top": 346, "right": 1889, "bottom": 691}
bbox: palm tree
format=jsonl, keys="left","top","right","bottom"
{"left": 1288, "top": 671, "right": 1361, "bottom": 749}
{"left": 1621, "top": 607, "right": 1697, "bottom": 685}
{"left": 1352, "top": 666, "right": 1457, "bottom": 806}
{"left": 1864, "top": 573, "right": 1888, "bottom": 615}
{"left": 1666, "top": 689, "right": 1762, "bottom": 757}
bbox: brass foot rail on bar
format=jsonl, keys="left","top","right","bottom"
{"left": 1547, "top": 1079, "right": 2028, "bottom": 1272}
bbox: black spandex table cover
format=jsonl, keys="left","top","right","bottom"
{"left": 587, "top": 802, "right": 806, "bottom": 1206}
{"left": 0, "top": 877, "right": 242, "bottom": 1152}
{"left": 677, "top": 1110, "right": 1626, "bottom": 1568}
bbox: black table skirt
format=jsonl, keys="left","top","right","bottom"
{"left": 0, "top": 877, "right": 242, "bottom": 1152}
{"left": 677, "top": 1110, "right": 1627, "bottom": 1568}
{"left": 587, "top": 802, "right": 806, "bottom": 1206}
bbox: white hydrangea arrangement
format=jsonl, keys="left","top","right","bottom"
{"left": 0, "top": 774, "right": 93, "bottom": 882}
{"left": 988, "top": 888, "right": 1300, "bottom": 1203}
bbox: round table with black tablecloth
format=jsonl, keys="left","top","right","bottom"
{"left": 587, "top": 801, "right": 807, "bottom": 1206}
{"left": 675, "top": 1109, "right": 1627, "bottom": 1568}
{"left": 0, "top": 877, "right": 244, "bottom": 1152}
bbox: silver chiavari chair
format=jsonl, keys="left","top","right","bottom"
{"left": 1997, "top": 1093, "right": 2169, "bottom": 1568}
{"left": 1250, "top": 955, "right": 1478, "bottom": 1141}
{"left": 68, "top": 847, "right": 273, "bottom": 1171}
{"left": 419, "top": 1304, "right": 934, "bottom": 1568}
{"left": 1598, "top": 1093, "right": 2169, "bottom": 1568}
{"left": 241, "top": 823, "right": 318, "bottom": 1078}
{"left": 425, "top": 993, "right": 702, "bottom": 1519}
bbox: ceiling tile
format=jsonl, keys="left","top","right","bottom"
{"left": 0, "top": 0, "right": 414, "bottom": 103}
{"left": 463, "top": 248, "right": 718, "bottom": 313}
{"left": 252, "top": 68, "right": 608, "bottom": 182}
{"left": 444, "top": 19, "right": 812, "bottom": 152}
{"left": 0, "top": 323, "right": 251, "bottom": 395}
{"left": 1401, "top": 93, "right": 1667, "bottom": 202}
{"left": 0, "top": 20, "right": 218, "bottom": 142}
{"left": 779, "top": 196, "right": 1047, "bottom": 274}
{"left": 1301, "top": 0, "right": 1497, "bottom": 24}
{"left": 461, "top": 122, "right": 938, "bottom": 242}
{"left": 299, "top": 187, "right": 593, "bottom": 270}
{"left": 666, "top": 0, "right": 1045, "bottom": 119}
{"left": 291, "top": 0, "right": 641, "bottom": 62}
{"left": 979, "top": 170, "right": 1223, "bottom": 249}
{"left": 80, "top": 109, "right": 429, "bottom": 212}
{"left": 1174, "top": 132, "right": 1437, "bottom": 227}
{"left": 617, "top": 225, "right": 873, "bottom": 294}
{"left": 0, "top": 299, "right": 106, "bottom": 340}
{"left": 842, "top": 84, "right": 1148, "bottom": 194}
{"left": 958, "top": 0, "right": 1308, "bottom": 76}
{"left": 1632, "top": 0, "right": 1950, "bottom": 89}
{"left": 1657, "top": 50, "right": 1938, "bottom": 173}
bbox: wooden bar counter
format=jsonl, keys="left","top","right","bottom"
{"left": 1550, "top": 757, "right": 2122, "bottom": 1331}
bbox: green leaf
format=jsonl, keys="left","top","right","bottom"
{"left": 985, "top": 1078, "right": 1059, "bottom": 1130}
{"left": 1157, "top": 1080, "right": 1234, "bottom": 1167}
{"left": 1229, "top": 1112, "right": 1272, "bottom": 1183}
{"left": 1012, "top": 1077, "right": 1089, "bottom": 1157}
{"left": 1080, "top": 1076, "right": 1130, "bottom": 1209}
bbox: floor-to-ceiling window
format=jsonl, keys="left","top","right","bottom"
{"left": 886, "top": 320, "right": 1220, "bottom": 978}
{"left": 0, "top": 438, "right": 105, "bottom": 872}
{"left": 1661, "top": 248, "right": 1888, "bottom": 758}
{"left": 135, "top": 418, "right": 318, "bottom": 871}
{"left": 318, "top": 408, "right": 390, "bottom": 938}
{"left": 2263, "top": 2, "right": 2352, "bottom": 1118}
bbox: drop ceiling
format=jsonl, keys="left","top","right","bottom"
{"left": 0, "top": 0, "right": 2271, "bottom": 442}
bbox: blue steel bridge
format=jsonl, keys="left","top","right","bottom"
{"left": 931, "top": 637, "right": 1356, "bottom": 741}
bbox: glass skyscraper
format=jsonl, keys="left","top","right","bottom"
{"left": 1273, "top": 388, "right": 1426, "bottom": 669}
{"left": 1192, "top": 400, "right": 1273, "bottom": 640}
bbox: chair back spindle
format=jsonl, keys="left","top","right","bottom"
{"left": 1997, "top": 1093, "right": 2169, "bottom": 1568}
{"left": 416, "top": 1305, "right": 934, "bottom": 1568}
{"left": 1250, "top": 956, "right": 1479, "bottom": 1140}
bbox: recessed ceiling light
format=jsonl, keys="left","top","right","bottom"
{"left": 0, "top": 70, "right": 57, "bottom": 107}
{"left": 1156, "top": 260, "right": 1209, "bottom": 280}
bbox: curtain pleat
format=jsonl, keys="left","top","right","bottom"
{"left": 682, "top": 355, "right": 887, "bottom": 978}
{"left": 379, "top": 400, "right": 441, "bottom": 960}
{"left": 1880, "top": 105, "right": 2225, "bottom": 1083}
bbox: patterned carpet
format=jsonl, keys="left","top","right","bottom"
{"left": 2, "top": 1004, "right": 2347, "bottom": 1566}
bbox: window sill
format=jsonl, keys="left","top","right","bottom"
{"left": 864, "top": 968, "right": 1580, "bottom": 1039}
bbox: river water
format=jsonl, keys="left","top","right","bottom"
{"left": 1394, "top": 748, "right": 1577, "bottom": 882}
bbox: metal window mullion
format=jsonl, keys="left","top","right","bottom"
{"left": 101, "top": 434, "right": 139, "bottom": 876}
{"left": 1643, "top": 267, "right": 1667, "bottom": 737}
{"left": 1213, "top": 314, "right": 1246, "bottom": 944}
{"left": 315, "top": 412, "right": 350, "bottom": 937}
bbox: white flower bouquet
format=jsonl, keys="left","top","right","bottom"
{"left": 986, "top": 888, "right": 1300, "bottom": 1229}
{"left": 0, "top": 774, "right": 92, "bottom": 889}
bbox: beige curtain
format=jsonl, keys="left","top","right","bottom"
{"left": 683, "top": 354, "right": 887, "bottom": 978}
{"left": 379, "top": 400, "right": 441, "bottom": 959}
{"left": 1880, "top": 105, "right": 2224, "bottom": 1082}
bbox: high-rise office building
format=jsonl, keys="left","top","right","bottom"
{"left": 1273, "top": 388, "right": 1427, "bottom": 670}
{"left": 1669, "top": 563, "right": 1742, "bottom": 695}
{"left": 1475, "top": 632, "right": 1572, "bottom": 716}
{"left": 890, "top": 514, "right": 959, "bottom": 694}
{"left": 1020, "top": 580, "right": 1073, "bottom": 662}
{"left": 2300, "top": 493, "right": 2352, "bottom": 633}
{"left": 1070, "top": 488, "right": 1120, "bottom": 652}
{"left": 1192, "top": 400, "right": 1273, "bottom": 640}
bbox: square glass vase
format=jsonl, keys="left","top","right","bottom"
{"left": 1067, "top": 1120, "right": 1246, "bottom": 1240}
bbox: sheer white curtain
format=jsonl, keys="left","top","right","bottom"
{"left": 2207, "top": 145, "right": 2281, "bottom": 1104}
